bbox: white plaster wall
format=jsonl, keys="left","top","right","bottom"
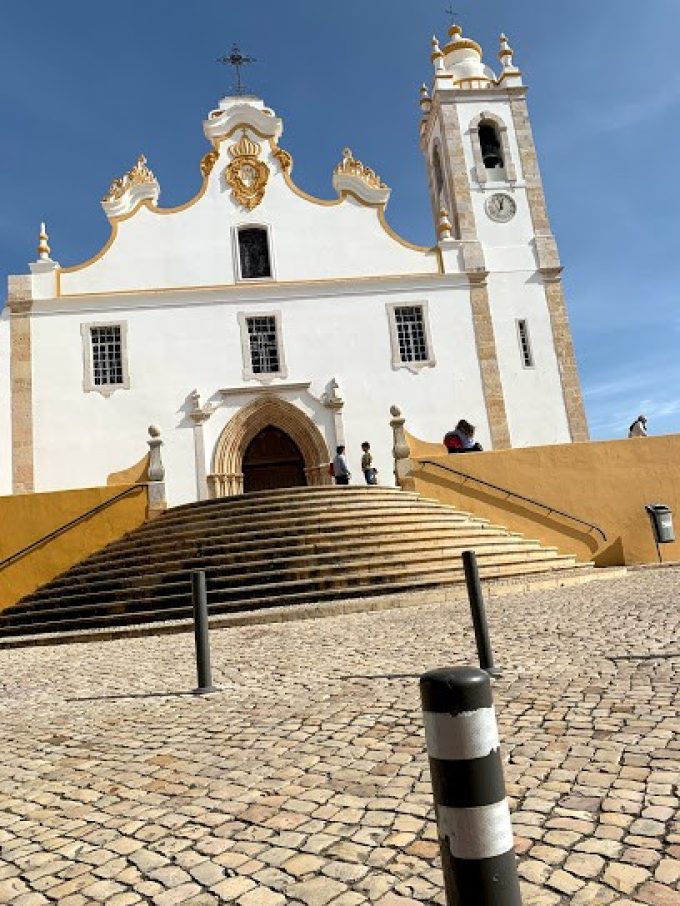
{"left": 30, "top": 281, "right": 488, "bottom": 505}
{"left": 487, "top": 271, "right": 570, "bottom": 446}
{"left": 0, "top": 311, "right": 12, "bottom": 496}
{"left": 59, "top": 143, "right": 440, "bottom": 298}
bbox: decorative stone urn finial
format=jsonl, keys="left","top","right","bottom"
{"left": 390, "top": 405, "right": 415, "bottom": 491}
{"left": 146, "top": 425, "right": 167, "bottom": 516}
{"left": 438, "top": 208, "right": 453, "bottom": 241}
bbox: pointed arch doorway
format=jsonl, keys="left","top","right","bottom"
{"left": 208, "top": 395, "right": 332, "bottom": 497}
{"left": 242, "top": 425, "right": 306, "bottom": 493}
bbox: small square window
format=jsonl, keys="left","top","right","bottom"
{"left": 394, "top": 306, "right": 428, "bottom": 363}
{"left": 387, "top": 303, "right": 436, "bottom": 372}
{"left": 238, "top": 311, "right": 288, "bottom": 383}
{"left": 91, "top": 325, "right": 124, "bottom": 386}
{"left": 81, "top": 322, "right": 130, "bottom": 395}
{"left": 247, "top": 315, "right": 279, "bottom": 374}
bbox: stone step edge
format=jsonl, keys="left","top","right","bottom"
{"left": 2, "top": 559, "right": 592, "bottom": 631}
{"left": 8, "top": 549, "right": 578, "bottom": 614}
{"left": 32, "top": 538, "right": 555, "bottom": 597}
{"left": 118, "top": 502, "right": 486, "bottom": 544}
{"left": 0, "top": 566, "right": 629, "bottom": 650}
{"left": 167, "top": 486, "right": 416, "bottom": 515}
{"left": 74, "top": 518, "right": 515, "bottom": 569}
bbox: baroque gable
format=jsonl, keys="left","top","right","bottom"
{"left": 57, "top": 96, "right": 439, "bottom": 299}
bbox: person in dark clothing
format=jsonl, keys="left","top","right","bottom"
{"left": 443, "top": 419, "right": 483, "bottom": 453}
{"left": 333, "top": 445, "right": 351, "bottom": 485}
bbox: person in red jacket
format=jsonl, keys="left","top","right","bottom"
{"left": 443, "top": 419, "right": 483, "bottom": 453}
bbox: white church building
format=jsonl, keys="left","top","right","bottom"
{"left": 1, "top": 23, "right": 588, "bottom": 507}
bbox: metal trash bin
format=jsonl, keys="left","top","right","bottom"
{"left": 645, "top": 504, "right": 675, "bottom": 544}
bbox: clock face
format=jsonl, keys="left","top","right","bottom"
{"left": 485, "top": 192, "right": 516, "bottom": 223}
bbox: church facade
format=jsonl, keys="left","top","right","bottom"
{"left": 1, "top": 23, "right": 588, "bottom": 507}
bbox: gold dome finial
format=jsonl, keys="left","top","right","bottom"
{"left": 443, "top": 21, "right": 483, "bottom": 57}
{"left": 437, "top": 208, "right": 453, "bottom": 241}
{"left": 37, "top": 222, "right": 51, "bottom": 260}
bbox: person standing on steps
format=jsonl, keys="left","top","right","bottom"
{"left": 333, "top": 445, "right": 351, "bottom": 485}
{"left": 628, "top": 415, "right": 648, "bottom": 438}
{"left": 361, "top": 441, "right": 378, "bottom": 485}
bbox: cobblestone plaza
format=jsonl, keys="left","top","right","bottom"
{"left": 0, "top": 569, "right": 678, "bottom": 905}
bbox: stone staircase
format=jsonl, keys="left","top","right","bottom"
{"left": 0, "top": 486, "right": 591, "bottom": 639}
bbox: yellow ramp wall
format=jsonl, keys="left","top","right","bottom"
{"left": 408, "top": 434, "right": 680, "bottom": 566}
{"left": 0, "top": 484, "right": 149, "bottom": 611}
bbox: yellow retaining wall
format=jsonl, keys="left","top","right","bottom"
{"left": 407, "top": 433, "right": 680, "bottom": 566}
{"left": 0, "top": 484, "right": 149, "bottom": 611}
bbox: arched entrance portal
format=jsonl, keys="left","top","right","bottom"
{"left": 242, "top": 426, "right": 306, "bottom": 493}
{"left": 209, "top": 395, "right": 331, "bottom": 497}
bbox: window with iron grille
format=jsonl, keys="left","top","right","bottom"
{"left": 247, "top": 316, "right": 280, "bottom": 374}
{"left": 90, "top": 325, "right": 124, "bottom": 386}
{"left": 516, "top": 319, "right": 535, "bottom": 368}
{"left": 394, "top": 306, "right": 428, "bottom": 363}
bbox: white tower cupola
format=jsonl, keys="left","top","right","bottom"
{"left": 439, "top": 23, "right": 496, "bottom": 89}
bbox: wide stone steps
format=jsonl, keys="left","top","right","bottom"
{"left": 0, "top": 486, "right": 588, "bottom": 639}
{"left": 31, "top": 533, "right": 542, "bottom": 595}
{"left": 4, "top": 544, "right": 566, "bottom": 617}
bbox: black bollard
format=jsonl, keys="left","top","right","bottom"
{"left": 462, "top": 549, "right": 500, "bottom": 677}
{"left": 191, "top": 570, "right": 215, "bottom": 695}
{"left": 420, "top": 667, "right": 522, "bottom": 906}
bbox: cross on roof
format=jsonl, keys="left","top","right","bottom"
{"left": 217, "top": 44, "right": 257, "bottom": 96}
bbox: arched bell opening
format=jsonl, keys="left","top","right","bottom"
{"left": 478, "top": 122, "right": 504, "bottom": 171}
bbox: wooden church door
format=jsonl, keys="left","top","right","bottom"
{"left": 242, "top": 426, "right": 307, "bottom": 493}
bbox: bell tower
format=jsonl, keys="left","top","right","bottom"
{"left": 419, "top": 22, "right": 589, "bottom": 447}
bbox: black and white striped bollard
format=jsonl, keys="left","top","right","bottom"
{"left": 420, "top": 666, "right": 522, "bottom": 906}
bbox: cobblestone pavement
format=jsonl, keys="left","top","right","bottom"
{"left": 0, "top": 569, "right": 678, "bottom": 906}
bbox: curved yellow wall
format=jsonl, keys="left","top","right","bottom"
{"left": 0, "top": 484, "right": 149, "bottom": 611}
{"left": 408, "top": 435, "right": 680, "bottom": 566}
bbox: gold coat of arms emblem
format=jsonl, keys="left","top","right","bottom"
{"left": 224, "top": 132, "right": 269, "bottom": 210}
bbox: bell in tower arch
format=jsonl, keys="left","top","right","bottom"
{"left": 478, "top": 123, "right": 504, "bottom": 170}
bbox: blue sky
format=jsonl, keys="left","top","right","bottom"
{"left": 1, "top": 0, "right": 678, "bottom": 440}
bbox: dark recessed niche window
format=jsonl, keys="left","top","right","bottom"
{"left": 238, "top": 227, "right": 272, "bottom": 280}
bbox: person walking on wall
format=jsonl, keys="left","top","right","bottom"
{"left": 333, "top": 445, "right": 351, "bottom": 485}
{"left": 361, "top": 441, "right": 378, "bottom": 485}
{"left": 443, "top": 419, "right": 484, "bottom": 453}
{"left": 628, "top": 415, "right": 648, "bottom": 438}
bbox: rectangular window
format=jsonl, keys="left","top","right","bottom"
{"left": 247, "top": 315, "right": 280, "bottom": 374}
{"left": 394, "top": 306, "right": 428, "bottom": 363}
{"left": 517, "top": 319, "right": 534, "bottom": 368}
{"left": 237, "top": 227, "right": 272, "bottom": 279}
{"left": 90, "top": 325, "right": 124, "bottom": 386}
